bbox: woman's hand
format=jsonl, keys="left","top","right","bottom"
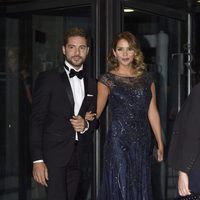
{"left": 85, "top": 111, "right": 96, "bottom": 121}
{"left": 157, "top": 144, "right": 164, "bottom": 162}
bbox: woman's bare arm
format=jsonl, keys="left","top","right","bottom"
{"left": 148, "top": 82, "right": 164, "bottom": 161}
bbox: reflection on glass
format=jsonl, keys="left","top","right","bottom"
{"left": 1, "top": 6, "right": 93, "bottom": 200}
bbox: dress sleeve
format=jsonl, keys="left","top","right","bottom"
{"left": 98, "top": 73, "right": 113, "bottom": 89}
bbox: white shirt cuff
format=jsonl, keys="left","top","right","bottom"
{"left": 33, "top": 160, "right": 44, "bottom": 163}
{"left": 80, "top": 120, "right": 89, "bottom": 134}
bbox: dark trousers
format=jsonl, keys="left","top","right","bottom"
{"left": 46, "top": 146, "right": 80, "bottom": 200}
{"left": 189, "top": 170, "right": 200, "bottom": 193}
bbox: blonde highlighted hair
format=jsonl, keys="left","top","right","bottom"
{"left": 107, "top": 31, "right": 146, "bottom": 77}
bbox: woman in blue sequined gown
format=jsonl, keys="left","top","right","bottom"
{"left": 86, "top": 32, "right": 164, "bottom": 200}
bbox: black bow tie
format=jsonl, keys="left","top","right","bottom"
{"left": 64, "top": 65, "right": 84, "bottom": 79}
{"left": 69, "top": 68, "right": 84, "bottom": 79}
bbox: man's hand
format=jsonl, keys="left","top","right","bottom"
{"left": 70, "top": 115, "right": 87, "bottom": 133}
{"left": 32, "top": 162, "right": 48, "bottom": 187}
{"left": 178, "top": 171, "right": 191, "bottom": 196}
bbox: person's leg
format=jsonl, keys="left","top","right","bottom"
{"left": 66, "top": 145, "right": 80, "bottom": 200}
{"left": 46, "top": 145, "right": 80, "bottom": 200}
{"left": 46, "top": 166, "right": 67, "bottom": 200}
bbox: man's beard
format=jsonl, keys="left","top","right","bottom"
{"left": 67, "top": 56, "right": 84, "bottom": 68}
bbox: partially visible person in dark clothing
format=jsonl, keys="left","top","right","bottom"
{"left": 168, "top": 83, "right": 200, "bottom": 197}
{"left": 20, "top": 68, "right": 32, "bottom": 104}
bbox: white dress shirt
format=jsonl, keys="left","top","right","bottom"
{"left": 64, "top": 60, "right": 85, "bottom": 141}
{"left": 64, "top": 60, "right": 85, "bottom": 116}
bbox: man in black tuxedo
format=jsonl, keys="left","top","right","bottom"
{"left": 29, "top": 27, "right": 97, "bottom": 200}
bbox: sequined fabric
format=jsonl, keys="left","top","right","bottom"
{"left": 98, "top": 72, "right": 154, "bottom": 200}
{"left": 175, "top": 193, "right": 200, "bottom": 200}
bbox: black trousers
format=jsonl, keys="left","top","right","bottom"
{"left": 46, "top": 146, "right": 80, "bottom": 200}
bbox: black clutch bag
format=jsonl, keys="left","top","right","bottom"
{"left": 175, "top": 193, "right": 200, "bottom": 200}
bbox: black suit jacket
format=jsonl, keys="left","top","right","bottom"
{"left": 29, "top": 66, "right": 97, "bottom": 167}
{"left": 168, "top": 83, "right": 200, "bottom": 173}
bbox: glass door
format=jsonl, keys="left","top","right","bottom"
{"left": 123, "top": 6, "right": 187, "bottom": 200}
{"left": 1, "top": 5, "right": 95, "bottom": 200}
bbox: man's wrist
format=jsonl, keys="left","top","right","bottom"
{"left": 80, "top": 120, "right": 89, "bottom": 133}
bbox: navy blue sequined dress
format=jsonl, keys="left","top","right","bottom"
{"left": 98, "top": 72, "right": 154, "bottom": 200}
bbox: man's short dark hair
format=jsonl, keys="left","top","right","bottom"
{"left": 63, "top": 27, "right": 89, "bottom": 46}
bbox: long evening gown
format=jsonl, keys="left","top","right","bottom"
{"left": 98, "top": 71, "right": 154, "bottom": 200}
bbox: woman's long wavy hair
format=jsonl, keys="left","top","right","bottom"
{"left": 107, "top": 32, "right": 146, "bottom": 77}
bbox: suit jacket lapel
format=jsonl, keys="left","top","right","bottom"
{"left": 78, "top": 77, "right": 89, "bottom": 116}
{"left": 58, "top": 66, "right": 74, "bottom": 109}
{"left": 84, "top": 77, "right": 88, "bottom": 97}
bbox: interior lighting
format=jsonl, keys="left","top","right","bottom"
{"left": 124, "top": 8, "right": 134, "bottom": 13}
